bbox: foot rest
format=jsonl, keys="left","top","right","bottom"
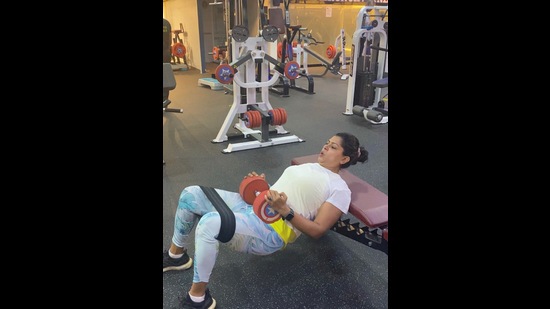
{"left": 198, "top": 77, "right": 224, "bottom": 91}
{"left": 291, "top": 154, "right": 388, "bottom": 228}
{"left": 372, "top": 77, "right": 388, "bottom": 88}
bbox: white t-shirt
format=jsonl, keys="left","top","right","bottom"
{"left": 270, "top": 163, "right": 351, "bottom": 238}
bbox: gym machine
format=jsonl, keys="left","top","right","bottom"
{"left": 200, "top": 0, "right": 234, "bottom": 92}
{"left": 171, "top": 22, "right": 190, "bottom": 71}
{"left": 211, "top": 24, "right": 304, "bottom": 153}
{"left": 163, "top": 18, "right": 172, "bottom": 64}
{"left": 268, "top": 0, "right": 315, "bottom": 97}
{"left": 343, "top": 5, "right": 388, "bottom": 124}
{"left": 289, "top": 27, "right": 348, "bottom": 79}
{"left": 209, "top": 0, "right": 230, "bottom": 65}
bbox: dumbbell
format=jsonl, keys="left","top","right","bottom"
{"left": 239, "top": 176, "right": 281, "bottom": 223}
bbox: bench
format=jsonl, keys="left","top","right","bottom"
{"left": 163, "top": 63, "right": 183, "bottom": 113}
{"left": 291, "top": 154, "right": 388, "bottom": 254}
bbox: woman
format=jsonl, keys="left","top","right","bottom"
{"left": 163, "top": 132, "right": 368, "bottom": 309}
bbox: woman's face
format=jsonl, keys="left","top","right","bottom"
{"left": 318, "top": 135, "right": 349, "bottom": 171}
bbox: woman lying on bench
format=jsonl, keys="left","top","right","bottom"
{"left": 163, "top": 132, "right": 369, "bottom": 309}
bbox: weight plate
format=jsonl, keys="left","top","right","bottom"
{"left": 232, "top": 25, "right": 249, "bottom": 42}
{"left": 262, "top": 25, "right": 279, "bottom": 42}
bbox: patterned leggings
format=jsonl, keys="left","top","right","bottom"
{"left": 171, "top": 185, "right": 285, "bottom": 283}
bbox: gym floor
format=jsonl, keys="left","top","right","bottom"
{"left": 163, "top": 62, "right": 388, "bottom": 309}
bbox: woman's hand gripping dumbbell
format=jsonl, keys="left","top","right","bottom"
{"left": 240, "top": 171, "right": 288, "bottom": 223}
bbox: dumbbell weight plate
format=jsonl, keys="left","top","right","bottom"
{"left": 326, "top": 44, "right": 337, "bottom": 59}
{"left": 231, "top": 25, "right": 249, "bottom": 42}
{"left": 277, "top": 107, "right": 287, "bottom": 125}
{"left": 253, "top": 190, "right": 281, "bottom": 224}
{"left": 239, "top": 175, "right": 269, "bottom": 205}
{"left": 284, "top": 61, "right": 300, "bottom": 79}
{"left": 212, "top": 46, "right": 220, "bottom": 60}
{"left": 215, "top": 64, "right": 234, "bottom": 84}
{"left": 172, "top": 42, "right": 186, "bottom": 58}
{"left": 262, "top": 25, "right": 279, "bottom": 42}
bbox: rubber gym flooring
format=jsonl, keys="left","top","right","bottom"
{"left": 163, "top": 62, "right": 388, "bottom": 309}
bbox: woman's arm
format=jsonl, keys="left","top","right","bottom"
{"left": 267, "top": 190, "right": 343, "bottom": 239}
{"left": 286, "top": 201, "right": 343, "bottom": 239}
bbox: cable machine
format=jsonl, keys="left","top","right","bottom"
{"left": 210, "top": 0, "right": 304, "bottom": 153}
{"left": 343, "top": 4, "right": 388, "bottom": 124}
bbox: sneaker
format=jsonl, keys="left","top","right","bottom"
{"left": 163, "top": 250, "right": 193, "bottom": 272}
{"left": 177, "top": 289, "right": 216, "bottom": 309}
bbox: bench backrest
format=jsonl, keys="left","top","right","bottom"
{"left": 163, "top": 63, "right": 176, "bottom": 91}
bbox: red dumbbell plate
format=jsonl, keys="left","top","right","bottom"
{"left": 253, "top": 190, "right": 281, "bottom": 224}
{"left": 239, "top": 176, "right": 269, "bottom": 205}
